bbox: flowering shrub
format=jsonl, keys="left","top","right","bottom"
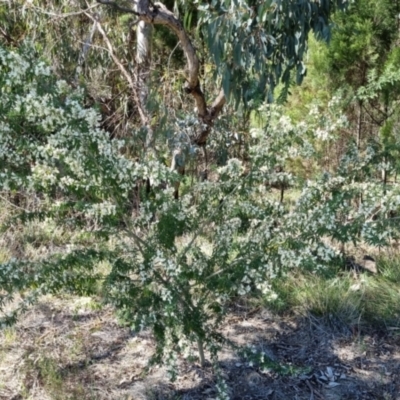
{"left": 1, "top": 46, "right": 399, "bottom": 393}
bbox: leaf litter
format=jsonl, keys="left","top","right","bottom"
{"left": 1, "top": 296, "right": 400, "bottom": 400}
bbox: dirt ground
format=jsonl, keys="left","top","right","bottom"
{"left": 1, "top": 296, "right": 400, "bottom": 400}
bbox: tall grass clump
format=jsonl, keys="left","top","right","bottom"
{"left": 266, "top": 256, "right": 400, "bottom": 332}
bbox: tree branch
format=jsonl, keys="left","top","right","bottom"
{"left": 32, "top": 3, "right": 101, "bottom": 18}
{"left": 210, "top": 88, "right": 226, "bottom": 117}
{"left": 145, "top": 4, "right": 226, "bottom": 146}
{"left": 0, "top": 27, "right": 17, "bottom": 45}
{"left": 96, "top": 0, "right": 141, "bottom": 16}
{"left": 143, "top": 2, "right": 209, "bottom": 118}
{"left": 85, "top": 12, "right": 149, "bottom": 126}
{"left": 361, "top": 103, "right": 385, "bottom": 127}
{"left": 97, "top": 0, "right": 226, "bottom": 152}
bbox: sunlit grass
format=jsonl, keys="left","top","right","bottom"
{"left": 264, "top": 256, "right": 400, "bottom": 332}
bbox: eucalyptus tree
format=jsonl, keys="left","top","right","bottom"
{"left": 95, "top": 0, "right": 350, "bottom": 196}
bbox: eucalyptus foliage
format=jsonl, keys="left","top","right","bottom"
{"left": 1, "top": 47, "right": 400, "bottom": 389}
{"left": 194, "top": 0, "right": 350, "bottom": 104}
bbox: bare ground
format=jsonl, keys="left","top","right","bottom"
{"left": 1, "top": 296, "right": 400, "bottom": 400}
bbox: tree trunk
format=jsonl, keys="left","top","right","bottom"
{"left": 197, "top": 337, "right": 205, "bottom": 368}
{"left": 357, "top": 100, "right": 362, "bottom": 150}
{"left": 98, "top": 0, "right": 226, "bottom": 198}
{"left": 357, "top": 100, "right": 363, "bottom": 208}
{"left": 135, "top": 0, "right": 153, "bottom": 149}
{"left": 382, "top": 155, "right": 388, "bottom": 194}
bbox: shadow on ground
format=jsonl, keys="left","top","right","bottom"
{"left": 140, "top": 310, "right": 400, "bottom": 400}
{"left": 1, "top": 298, "right": 400, "bottom": 400}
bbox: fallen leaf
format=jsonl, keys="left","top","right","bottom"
{"left": 326, "top": 366, "right": 334, "bottom": 380}
{"left": 327, "top": 382, "right": 341, "bottom": 388}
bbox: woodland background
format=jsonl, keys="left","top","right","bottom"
{"left": 1, "top": 1, "right": 400, "bottom": 399}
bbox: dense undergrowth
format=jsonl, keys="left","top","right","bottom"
{"left": 1, "top": 44, "right": 400, "bottom": 381}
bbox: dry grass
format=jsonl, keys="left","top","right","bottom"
{"left": 267, "top": 251, "right": 400, "bottom": 334}
{"left": 1, "top": 294, "right": 400, "bottom": 400}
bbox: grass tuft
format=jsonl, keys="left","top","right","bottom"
{"left": 265, "top": 255, "right": 400, "bottom": 332}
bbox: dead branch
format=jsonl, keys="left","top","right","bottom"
{"left": 85, "top": 12, "right": 148, "bottom": 126}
